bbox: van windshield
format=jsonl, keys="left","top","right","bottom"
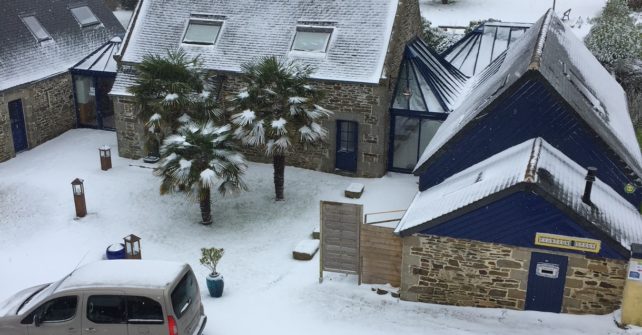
{"left": 170, "top": 271, "right": 197, "bottom": 319}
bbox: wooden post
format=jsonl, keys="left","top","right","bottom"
{"left": 71, "top": 178, "right": 87, "bottom": 218}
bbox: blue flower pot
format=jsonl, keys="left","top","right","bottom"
{"left": 206, "top": 274, "right": 224, "bottom": 298}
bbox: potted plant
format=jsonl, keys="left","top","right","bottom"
{"left": 200, "top": 247, "right": 225, "bottom": 297}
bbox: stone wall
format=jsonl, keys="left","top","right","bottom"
{"left": 401, "top": 234, "right": 627, "bottom": 315}
{"left": 113, "top": 96, "right": 146, "bottom": 159}
{"left": 0, "top": 73, "right": 75, "bottom": 162}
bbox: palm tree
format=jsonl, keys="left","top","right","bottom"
{"left": 229, "top": 56, "right": 331, "bottom": 200}
{"left": 129, "top": 49, "right": 220, "bottom": 156}
{"left": 155, "top": 121, "right": 247, "bottom": 225}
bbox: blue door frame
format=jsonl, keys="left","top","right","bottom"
{"left": 8, "top": 99, "right": 28, "bottom": 153}
{"left": 336, "top": 120, "right": 358, "bottom": 172}
{"left": 525, "top": 252, "right": 568, "bottom": 313}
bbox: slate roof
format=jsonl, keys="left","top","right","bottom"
{"left": 391, "top": 38, "right": 468, "bottom": 113}
{"left": 443, "top": 22, "right": 531, "bottom": 77}
{"left": 414, "top": 10, "right": 642, "bottom": 182}
{"left": 0, "top": 0, "right": 125, "bottom": 91}
{"left": 113, "top": 0, "right": 398, "bottom": 95}
{"left": 395, "top": 138, "right": 642, "bottom": 252}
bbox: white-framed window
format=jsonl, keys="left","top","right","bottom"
{"left": 21, "top": 15, "right": 52, "bottom": 42}
{"left": 291, "top": 27, "right": 333, "bottom": 53}
{"left": 70, "top": 6, "right": 100, "bottom": 27}
{"left": 182, "top": 18, "right": 223, "bottom": 45}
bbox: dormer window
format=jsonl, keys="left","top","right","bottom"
{"left": 70, "top": 6, "right": 100, "bottom": 27}
{"left": 21, "top": 16, "right": 52, "bottom": 42}
{"left": 291, "top": 27, "right": 332, "bottom": 53}
{"left": 183, "top": 18, "right": 223, "bottom": 45}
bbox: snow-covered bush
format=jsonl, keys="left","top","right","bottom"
{"left": 422, "top": 19, "right": 459, "bottom": 53}
{"left": 585, "top": 0, "right": 642, "bottom": 64}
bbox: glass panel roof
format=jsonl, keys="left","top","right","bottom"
{"left": 71, "top": 6, "right": 100, "bottom": 27}
{"left": 22, "top": 16, "right": 51, "bottom": 42}
{"left": 183, "top": 21, "right": 221, "bottom": 45}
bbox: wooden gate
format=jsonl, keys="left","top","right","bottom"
{"left": 319, "top": 201, "right": 362, "bottom": 283}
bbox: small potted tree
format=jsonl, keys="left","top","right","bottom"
{"left": 200, "top": 247, "right": 225, "bottom": 297}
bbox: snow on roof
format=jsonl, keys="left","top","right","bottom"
{"left": 396, "top": 138, "right": 642, "bottom": 251}
{"left": 0, "top": 0, "right": 125, "bottom": 91}
{"left": 414, "top": 10, "right": 642, "bottom": 180}
{"left": 443, "top": 22, "right": 531, "bottom": 77}
{"left": 55, "top": 260, "right": 188, "bottom": 292}
{"left": 117, "top": 0, "right": 398, "bottom": 86}
{"left": 110, "top": 68, "right": 138, "bottom": 96}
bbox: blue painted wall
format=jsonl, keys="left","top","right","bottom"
{"left": 418, "top": 77, "right": 642, "bottom": 208}
{"left": 419, "top": 191, "right": 626, "bottom": 260}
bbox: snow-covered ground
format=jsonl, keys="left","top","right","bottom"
{"left": 0, "top": 129, "right": 638, "bottom": 335}
{"left": 420, "top": 0, "right": 606, "bottom": 38}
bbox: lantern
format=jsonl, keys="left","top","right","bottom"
{"left": 123, "top": 234, "right": 142, "bottom": 259}
{"left": 99, "top": 145, "right": 112, "bottom": 171}
{"left": 71, "top": 178, "right": 86, "bottom": 217}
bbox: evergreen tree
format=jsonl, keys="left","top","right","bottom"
{"left": 585, "top": 0, "right": 642, "bottom": 64}
{"left": 155, "top": 121, "right": 247, "bottom": 225}
{"left": 422, "top": 19, "right": 459, "bottom": 53}
{"left": 229, "top": 56, "right": 331, "bottom": 201}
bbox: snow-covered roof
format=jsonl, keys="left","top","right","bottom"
{"left": 414, "top": 10, "right": 642, "bottom": 181}
{"left": 55, "top": 260, "right": 188, "bottom": 292}
{"left": 396, "top": 138, "right": 642, "bottom": 252}
{"left": 72, "top": 37, "right": 122, "bottom": 73}
{"left": 392, "top": 38, "right": 468, "bottom": 113}
{"left": 0, "top": 0, "right": 125, "bottom": 91}
{"left": 116, "top": 0, "right": 398, "bottom": 87}
{"left": 443, "top": 22, "right": 531, "bottom": 77}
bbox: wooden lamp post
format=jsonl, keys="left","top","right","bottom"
{"left": 71, "top": 178, "right": 87, "bottom": 218}
{"left": 99, "top": 146, "right": 112, "bottom": 171}
{"left": 124, "top": 234, "right": 142, "bottom": 259}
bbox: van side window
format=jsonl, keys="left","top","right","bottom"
{"left": 87, "top": 295, "right": 126, "bottom": 324}
{"left": 127, "top": 296, "right": 164, "bottom": 324}
{"left": 20, "top": 296, "right": 77, "bottom": 324}
{"left": 171, "top": 271, "right": 198, "bottom": 318}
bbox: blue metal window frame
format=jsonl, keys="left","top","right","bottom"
{"left": 70, "top": 70, "right": 117, "bottom": 131}
{"left": 388, "top": 109, "right": 447, "bottom": 173}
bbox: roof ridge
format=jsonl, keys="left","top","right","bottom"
{"left": 528, "top": 9, "right": 554, "bottom": 70}
{"left": 524, "top": 138, "right": 543, "bottom": 182}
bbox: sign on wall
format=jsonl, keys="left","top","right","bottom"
{"left": 628, "top": 260, "right": 642, "bottom": 281}
{"left": 534, "top": 233, "right": 601, "bottom": 253}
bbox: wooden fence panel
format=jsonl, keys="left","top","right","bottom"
{"left": 360, "top": 224, "right": 403, "bottom": 287}
{"left": 320, "top": 201, "right": 362, "bottom": 282}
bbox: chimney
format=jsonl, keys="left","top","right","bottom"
{"left": 582, "top": 167, "right": 597, "bottom": 205}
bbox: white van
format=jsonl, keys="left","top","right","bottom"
{"left": 0, "top": 260, "right": 207, "bottom": 335}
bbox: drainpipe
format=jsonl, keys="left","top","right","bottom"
{"left": 582, "top": 167, "right": 597, "bottom": 205}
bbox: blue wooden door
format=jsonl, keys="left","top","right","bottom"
{"left": 8, "top": 99, "right": 28, "bottom": 153}
{"left": 525, "top": 252, "right": 568, "bottom": 313}
{"left": 336, "top": 120, "right": 358, "bottom": 172}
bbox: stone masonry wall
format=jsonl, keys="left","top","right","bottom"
{"left": 401, "top": 234, "right": 627, "bottom": 315}
{"left": 0, "top": 73, "right": 75, "bottom": 162}
{"left": 113, "top": 96, "right": 146, "bottom": 159}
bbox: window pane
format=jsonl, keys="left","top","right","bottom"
{"left": 184, "top": 22, "right": 221, "bottom": 44}
{"left": 127, "top": 296, "right": 163, "bottom": 323}
{"left": 22, "top": 16, "right": 51, "bottom": 41}
{"left": 71, "top": 6, "right": 100, "bottom": 26}
{"left": 87, "top": 296, "right": 126, "bottom": 324}
{"left": 392, "top": 116, "right": 420, "bottom": 170}
{"left": 41, "top": 296, "right": 77, "bottom": 322}
{"left": 171, "top": 271, "right": 198, "bottom": 319}
{"left": 419, "top": 119, "right": 442, "bottom": 155}
{"left": 292, "top": 31, "right": 330, "bottom": 52}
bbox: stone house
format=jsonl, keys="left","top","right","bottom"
{"left": 0, "top": 0, "right": 125, "bottom": 162}
{"left": 109, "top": 0, "right": 423, "bottom": 177}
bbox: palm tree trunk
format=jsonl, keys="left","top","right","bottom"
{"left": 200, "top": 188, "right": 213, "bottom": 225}
{"left": 273, "top": 154, "right": 285, "bottom": 201}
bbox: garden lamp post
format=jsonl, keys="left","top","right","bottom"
{"left": 99, "top": 146, "right": 112, "bottom": 171}
{"left": 71, "top": 178, "right": 87, "bottom": 218}
{"left": 124, "top": 234, "right": 142, "bottom": 259}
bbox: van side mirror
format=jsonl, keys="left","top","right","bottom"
{"left": 34, "top": 313, "right": 42, "bottom": 327}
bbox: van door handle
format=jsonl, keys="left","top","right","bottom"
{"left": 84, "top": 327, "right": 97, "bottom": 333}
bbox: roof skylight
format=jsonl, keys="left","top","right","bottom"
{"left": 70, "top": 6, "right": 101, "bottom": 27}
{"left": 291, "top": 27, "right": 332, "bottom": 53}
{"left": 183, "top": 19, "right": 222, "bottom": 45}
{"left": 21, "top": 16, "right": 52, "bottom": 42}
